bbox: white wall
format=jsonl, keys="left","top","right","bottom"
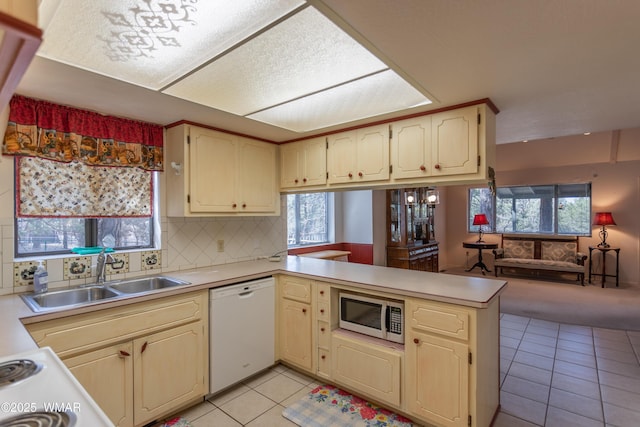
{"left": 341, "top": 190, "right": 373, "bottom": 244}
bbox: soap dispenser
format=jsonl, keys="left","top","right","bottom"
{"left": 33, "top": 260, "right": 48, "bottom": 294}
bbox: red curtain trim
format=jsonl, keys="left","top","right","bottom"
{"left": 9, "top": 95, "right": 163, "bottom": 146}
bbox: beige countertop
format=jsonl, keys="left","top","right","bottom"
{"left": 0, "top": 256, "right": 507, "bottom": 357}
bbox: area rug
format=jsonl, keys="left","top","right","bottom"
{"left": 282, "top": 384, "right": 414, "bottom": 427}
{"left": 162, "top": 416, "right": 193, "bottom": 427}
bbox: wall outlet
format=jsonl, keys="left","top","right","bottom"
{"left": 217, "top": 239, "right": 224, "bottom": 252}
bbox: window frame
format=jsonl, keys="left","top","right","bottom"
{"left": 468, "top": 183, "right": 592, "bottom": 237}
{"left": 287, "top": 192, "right": 331, "bottom": 248}
{"left": 14, "top": 217, "right": 155, "bottom": 258}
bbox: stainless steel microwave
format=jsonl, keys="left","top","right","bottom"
{"left": 339, "top": 292, "right": 404, "bottom": 344}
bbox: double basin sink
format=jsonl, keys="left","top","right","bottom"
{"left": 21, "top": 276, "right": 191, "bottom": 313}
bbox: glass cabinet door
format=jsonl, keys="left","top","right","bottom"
{"left": 388, "top": 189, "right": 402, "bottom": 244}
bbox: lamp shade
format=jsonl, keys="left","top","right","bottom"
{"left": 472, "top": 214, "right": 490, "bottom": 226}
{"left": 593, "top": 212, "right": 616, "bottom": 226}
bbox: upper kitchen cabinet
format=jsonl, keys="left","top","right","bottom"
{"left": 0, "top": 0, "right": 41, "bottom": 112}
{"left": 280, "top": 137, "right": 327, "bottom": 190}
{"left": 166, "top": 124, "right": 279, "bottom": 216}
{"left": 391, "top": 103, "right": 495, "bottom": 184}
{"left": 327, "top": 124, "right": 390, "bottom": 186}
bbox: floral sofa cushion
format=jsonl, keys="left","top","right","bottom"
{"left": 541, "top": 241, "right": 577, "bottom": 263}
{"left": 502, "top": 240, "right": 534, "bottom": 259}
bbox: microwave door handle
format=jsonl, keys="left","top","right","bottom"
{"left": 384, "top": 305, "right": 390, "bottom": 332}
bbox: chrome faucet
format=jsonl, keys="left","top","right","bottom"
{"left": 96, "top": 248, "right": 115, "bottom": 285}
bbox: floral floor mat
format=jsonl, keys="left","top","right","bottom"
{"left": 162, "top": 416, "right": 193, "bottom": 427}
{"left": 282, "top": 384, "right": 414, "bottom": 427}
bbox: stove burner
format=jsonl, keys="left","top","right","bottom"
{"left": 0, "top": 411, "right": 74, "bottom": 427}
{"left": 0, "top": 359, "right": 42, "bottom": 387}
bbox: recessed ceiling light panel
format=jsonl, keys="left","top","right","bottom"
{"left": 37, "top": 0, "right": 304, "bottom": 90}
{"left": 247, "top": 69, "right": 432, "bottom": 132}
{"left": 163, "top": 6, "right": 388, "bottom": 115}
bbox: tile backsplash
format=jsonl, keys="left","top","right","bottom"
{"left": 1, "top": 209, "right": 287, "bottom": 294}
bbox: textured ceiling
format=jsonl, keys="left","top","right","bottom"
{"left": 16, "top": 0, "right": 640, "bottom": 144}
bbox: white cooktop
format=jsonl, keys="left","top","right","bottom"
{"left": 0, "top": 347, "right": 113, "bottom": 427}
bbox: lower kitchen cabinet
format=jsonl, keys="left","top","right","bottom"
{"left": 405, "top": 297, "right": 499, "bottom": 427}
{"left": 26, "top": 291, "right": 209, "bottom": 427}
{"left": 133, "top": 322, "right": 205, "bottom": 425}
{"left": 331, "top": 332, "right": 402, "bottom": 408}
{"left": 279, "top": 297, "right": 313, "bottom": 372}
{"left": 405, "top": 329, "right": 469, "bottom": 427}
{"left": 65, "top": 343, "right": 134, "bottom": 427}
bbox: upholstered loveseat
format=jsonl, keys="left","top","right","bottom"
{"left": 492, "top": 235, "right": 587, "bottom": 285}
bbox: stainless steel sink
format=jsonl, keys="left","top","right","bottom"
{"left": 107, "top": 276, "right": 190, "bottom": 294}
{"left": 21, "top": 286, "right": 120, "bottom": 312}
{"left": 20, "top": 276, "right": 191, "bottom": 312}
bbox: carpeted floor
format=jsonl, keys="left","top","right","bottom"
{"left": 444, "top": 267, "right": 640, "bottom": 331}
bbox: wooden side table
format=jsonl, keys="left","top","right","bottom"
{"left": 588, "top": 246, "right": 620, "bottom": 288}
{"left": 463, "top": 242, "right": 498, "bottom": 275}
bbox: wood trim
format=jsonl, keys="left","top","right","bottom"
{"left": 165, "top": 98, "right": 499, "bottom": 146}
{"left": 0, "top": 11, "right": 42, "bottom": 111}
{"left": 164, "top": 119, "right": 276, "bottom": 144}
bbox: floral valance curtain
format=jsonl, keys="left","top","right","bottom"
{"left": 2, "top": 95, "right": 163, "bottom": 171}
{"left": 3, "top": 95, "right": 161, "bottom": 218}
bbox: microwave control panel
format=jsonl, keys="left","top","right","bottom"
{"left": 388, "top": 306, "right": 403, "bottom": 334}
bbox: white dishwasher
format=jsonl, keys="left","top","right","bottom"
{"left": 209, "top": 277, "right": 275, "bottom": 394}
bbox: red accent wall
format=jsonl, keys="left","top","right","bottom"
{"left": 287, "top": 243, "right": 373, "bottom": 265}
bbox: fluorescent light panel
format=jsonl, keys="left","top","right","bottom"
{"left": 37, "top": 0, "right": 432, "bottom": 132}
{"left": 248, "top": 70, "right": 432, "bottom": 132}
{"left": 38, "top": 0, "right": 304, "bottom": 90}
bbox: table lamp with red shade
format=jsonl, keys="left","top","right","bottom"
{"left": 593, "top": 212, "right": 616, "bottom": 248}
{"left": 472, "top": 214, "right": 490, "bottom": 242}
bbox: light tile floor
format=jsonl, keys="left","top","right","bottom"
{"left": 161, "top": 313, "right": 640, "bottom": 426}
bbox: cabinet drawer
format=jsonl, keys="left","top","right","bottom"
{"left": 318, "top": 348, "right": 330, "bottom": 378}
{"left": 317, "top": 301, "right": 329, "bottom": 322}
{"left": 317, "top": 321, "right": 330, "bottom": 349}
{"left": 27, "top": 291, "right": 208, "bottom": 358}
{"left": 316, "top": 282, "right": 330, "bottom": 303}
{"left": 407, "top": 299, "right": 469, "bottom": 341}
{"left": 280, "top": 275, "right": 312, "bottom": 303}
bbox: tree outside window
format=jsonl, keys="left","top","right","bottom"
{"left": 469, "top": 183, "right": 591, "bottom": 236}
{"left": 287, "top": 193, "right": 330, "bottom": 247}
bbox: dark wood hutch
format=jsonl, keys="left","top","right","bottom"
{"left": 386, "top": 187, "right": 439, "bottom": 272}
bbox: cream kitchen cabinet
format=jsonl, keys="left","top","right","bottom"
{"left": 405, "top": 298, "right": 499, "bottom": 427}
{"left": 327, "top": 124, "right": 390, "bottom": 185}
{"left": 280, "top": 137, "right": 327, "bottom": 190}
{"left": 65, "top": 343, "right": 134, "bottom": 427}
{"left": 166, "top": 124, "right": 279, "bottom": 216}
{"left": 26, "top": 291, "right": 209, "bottom": 427}
{"left": 331, "top": 331, "right": 402, "bottom": 408}
{"left": 133, "top": 322, "right": 205, "bottom": 425}
{"left": 391, "top": 104, "right": 495, "bottom": 184}
{"left": 278, "top": 275, "right": 313, "bottom": 372}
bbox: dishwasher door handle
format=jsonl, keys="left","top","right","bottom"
{"left": 238, "top": 290, "right": 254, "bottom": 298}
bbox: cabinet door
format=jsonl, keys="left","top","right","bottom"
{"left": 331, "top": 333, "right": 401, "bottom": 407}
{"left": 280, "top": 299, "right": 313, "bottom": 371}
{"left": 302, "top": 137, "right": 327, "bottom": 186}
{"left": 391, "top": 117, "right": 432, "bottom": 179}
{"left": 133, "top": 322, "right": 206, "bottom": 426}
{"left": 406, "top": 330, "right": 469, "bottom": 427}
{"left": 327, "top": 131, "right": 357, "bottom": 184}
{"left": 355, "top": 124, "right": 389, "bottom": 182}
{"left": 238, "top": 138, "right": 277, "bottom": 212}
{"left": 431, "top": 106, "right": 478, "bottom": 176}
{"left": 65, "top": 343, "right": 134, "bottom": 427}
{"left": 280, "top": 142, "right": 302, "bottom": 188}
{"left": 189, "top": 128, "right": 238, "bottom": 212}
